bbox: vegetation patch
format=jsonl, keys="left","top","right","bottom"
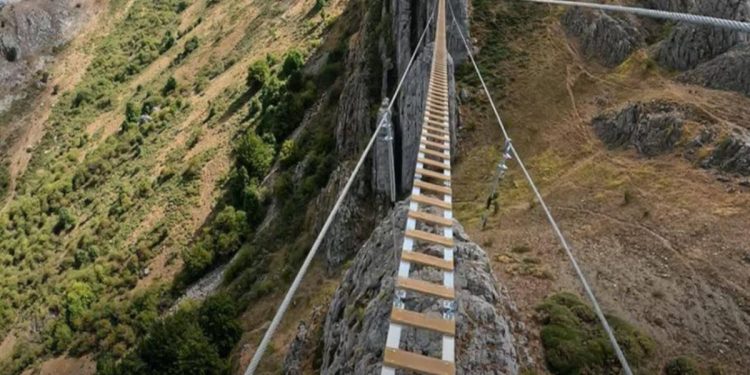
{"left": 536, "top": 292, "right": 656, "bottom": 375}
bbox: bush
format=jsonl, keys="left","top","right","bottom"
{"left": 4, "top": 46, "right": 18, "bottom": 62}
{"left": 247, "top": 60, "right": 270, "bottom": 92}
{"left": 536, "top": 292, "right": 655, "bottom": 375}
{"left": 665, "top": 357, "right": 701, "bottom": 375}
{"left": 236, "top": 132, "right": 274, "bottom": 179}
{"left": 163, "top": 76, "right": 178, "bottom": 95}
{"left": 281, "top": 49, "right": 305, "bottom": 77}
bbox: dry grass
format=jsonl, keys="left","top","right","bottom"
{"left": 453, "top": 4, "right": 750, "bottom": 374}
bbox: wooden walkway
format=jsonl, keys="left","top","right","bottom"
{"left": 381, "top": 0, "right": 456, "bottom": 373}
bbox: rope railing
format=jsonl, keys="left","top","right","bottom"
{"left": 242, "top": 3, "right": 438, "bottom": 374}
{"left": 448, "top": 2, "right": 634, "bottom": 374}
{"left": 522, "top": 0, "right": 750, "bottom": 33}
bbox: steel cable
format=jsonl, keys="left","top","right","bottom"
{"left": 523, "top": 0, "right": 750, "bottom": 33}
{"left": 243, "top": 2, "right": 438, "bottom": 373}
{"left": 447, "top": 2, "right": 634, "bottom": 374}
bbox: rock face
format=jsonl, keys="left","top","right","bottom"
{"left": 0, "top": 0, "right": 90, "bottom": 112}
{"left": 592, "top": 100, "right": 750, "bottom": 176}
{"left": 655, "top": 0, "right": 750, "bottom": 71}
{"left": 314, "top": 202, "right": 520, "bottom": 375}
{"left": 561, "top": 7, "right": 644, "bottom": 67}
{"left": 704, "top": 135, "right": 750, "bottom": 176}
{"left": 593, "top": 101, "right": 685, "bottom": 156}
{"left": 679, "top": 43, "right": 750, "bottom": 96}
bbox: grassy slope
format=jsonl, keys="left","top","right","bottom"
{"left": 454, "top": 1, "right": 750, "bottom": 374}
{"left": 0, "top": 0, "right": 347, "bottom": 373}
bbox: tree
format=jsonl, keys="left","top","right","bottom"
{"left": 139, "top": 310, "right": 224, "bottom": 375}
{"left": 281, "top": 49, "right": 304, "bottom": 77}
{"left": 163, "top": 76, "right": 177, "bottom": 95}
{"left": 247, "top": 60, "right": 270, "bottom": 92}
{"left": 198, "top": 293, "right": 241, "bottom": 357}
{"left": 65, "top": 281, "right": 95, "bottom": 329}
{"left": 236, "top": 132, "right": 274, "bottom": 179}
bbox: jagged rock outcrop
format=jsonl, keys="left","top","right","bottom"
{"left": 593, "top": 100, "right": 750, "bottom": 176}
{"left": 704, "top": 134, "right": 750, "bottom": 176}
{"left": 679, "top": 42, "right": 750, "bottom": 96}
{"left": 561, "top": 7, "right": 645, "bottom": 67}
{"left": 313, "top": 202, "right": 520, "bottom": 374}
{"left": 0, "top": 0, "right": 89, "bottom": 112}
{"left": 593, "top": 101, "right": 685, "bottom": 156}
{"left": 654, "top": 0, "right": 750, "bottom": 71}
{"left": 322, "top": 0, "right": 468, "bottom": 269}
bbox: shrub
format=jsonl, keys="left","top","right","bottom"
{"left": 4, "top": 46, "right": 18, "bottom": 62}
{"left": 162, "top": 76, "right": 178, "bottom": 95}
{"left": 236, "top": 132, "right": 274, "bottom": 179}
{"left": 665, "top": 357, "right": 700, "bottom": 375}
{"left": 536, "top": 292, "right": 655, "bottom": 374}
{"left": 247, "top": 60, "right": 270, "bottom": 92}
{"left": 281, "top": 49, "right": 305, "bottom": 77}
{"left": 315, "top": 0, "right": 328, "bottom": 11}
{"left": 198, "top": 293, "right": 241, "bottom": 357}
{"left": 159, "top": 31, "right": 175, "bottom": 53}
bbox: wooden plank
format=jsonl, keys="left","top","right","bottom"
{"left": 423, "top": 125, "right": 449, "bottom": 135}
{"left": 419, "top": 147, "right": 449, "bottom": 159}
{"left": 397, "top": 277, "right": 455, "bottom": 300}
{"left": 424, "top": 118, "right": 448, "bottom": 128}
{"left": 411, "top": 193, "right": 451, "bottom": 209}
{"left": 425, "top": 106, "right": 449, "bottom": 116}
{"left": 422, "top": 132, "right": 450, "bottom": 143}
{"left": 414, "top": 179, "right": 451, "bottom": 195}
{"left": 418, "top": 157, "right": 450, "bottom": 170}
{"left": 422, "top": 139, "right": 449, "bottom": 150}
{"left": 406, "top": 229, "right": 454, "bottom": 247}
{"left": 383, "top": 348, "right": 455, "bottom": 375}
{"left": 401, "top": 250, "right": 454, "bottom": 271}
{"left": 425, "top": 107, "right": 449, "bottom": 117}
{"left": 415, "top": 168, "right": 450, "bottom": 182}
{"left": 391, "top": 308, "right": 455, "bottom": 335}
{"left": 425, "top": 111, "right": 448, "bottom": 120}
{"left": 408, "top": 210, "right": 453, "bottom": 226}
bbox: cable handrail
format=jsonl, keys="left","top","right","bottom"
{"left": 242, "top": 2, "right": 438, "bottom": 373}
{"left": 447, "top": 2, "right": 634, "bottom": 374}
{"left": 522, "top": 0, "right": 750, "bottom": 33}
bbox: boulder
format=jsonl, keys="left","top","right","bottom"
{"left": 593, "top": 101, "right": 685, "bottom": 156}
{"left": 561, "top": 7, "right": 644, "bottom": 68}
{"left": 679, "top": 42, "right": 750, "bottom": 96}
{"left": 655, "top": 0, "right": 750, "bottom": 71}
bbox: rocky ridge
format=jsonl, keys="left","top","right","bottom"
{"left": 284, "top": 202, "right": 522, "bottom": 374}
{"left": 593, "top": 100, "right": 750, "bottom": 176}
{"left": 560, "top": 0, "right": 750, "bottom": 96}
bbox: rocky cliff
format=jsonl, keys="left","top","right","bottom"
{"left": 0, "top": 0, "right": 90, "bottom": 113}
{"left": 319, "top": 0, "right": 468, "bottom": 270}
{"left": 284, "top": 202, "right": 522, "bottom": 374}
{"left": 560, "top": 0, "right": 750, "bottom": 96}
{"left": 593, "top": 100, "right": 750, "bottom": 176}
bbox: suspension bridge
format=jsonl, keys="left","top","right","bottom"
{"left": 244, "top": 1, "right": 750, "bottom": 374}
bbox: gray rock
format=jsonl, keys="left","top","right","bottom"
{"left": 705, "top": 134, "right": 750, "bottom": 176}
{"left": 319, "top": 202, "right": 520, "bottom": 374}
{"left": 561, "top": 7, "right": 644, "bottom": 68}
{"left": 679, "top": 42, "right": 750, "bottom": 96}
{"left": 592, "top": 101, "right": 684, "bottom": 156}
{"left": 0, "top": 0, "right": 89, "bottom": 113}
{"left": 655, "top": 0, "right": 750, "bottom": 71}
